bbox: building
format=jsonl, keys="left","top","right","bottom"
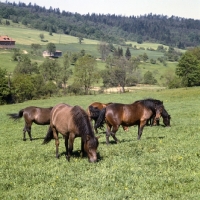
{"left": 43, "top": 50, "right": 62, "bottom": 58}
{"left": 0, "top": 35, "right": 15, "bottom": 49}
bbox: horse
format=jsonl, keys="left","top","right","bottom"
{"left": 7, "top": 106, "right": 53, "bottom": 141}
{"left": 87, "top": 102, "right": 112, "bottom": 133}
{"left": 143, "top": 99, "right": 170, "bottom": 127}
{"left": 149, "top": 107, "right": 171, "bottom": 127}
{"left": 87, "top": 101, "right": 128, "bottom": 132}
{"left": 43, "top": 103, "right": 99, "bottom": 163}
{"left": 95, "top": 99, "right": 164, "bottom": 144}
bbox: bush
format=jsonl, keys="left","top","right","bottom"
{"left": 143, "top": 71, "right": 157, "bottom": 85}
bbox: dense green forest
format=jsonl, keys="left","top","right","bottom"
{"left": 0, "top": 1, "right": 200, "bottom": 48}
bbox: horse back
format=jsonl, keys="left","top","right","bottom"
{"left": 50, "top": 104, "right": 73, "bottom": 134}
{"left": 23, "top": 106, "right": 52, "bottom": 125}
{"left": 105, "top": 102, "right": 152, "bottom": 126}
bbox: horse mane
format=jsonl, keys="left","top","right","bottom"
{"left": 134, "top": 98, "right": 160, "bottom": 110}
{"left": 71, "top": 106, "right": 96, "bottom": 144}
{"left": 89, "top": 106, "right": 101, "bottom": 120}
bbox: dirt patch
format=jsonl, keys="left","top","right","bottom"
{"left": 90, "top": 85, "right": 166, "bottom": 93}
{"left": 23, "top": 50, "right": 28, "bottom": 54}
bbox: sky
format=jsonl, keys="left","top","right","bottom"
{"left": 1, "top": 0, "right": 200, "bottom": 20}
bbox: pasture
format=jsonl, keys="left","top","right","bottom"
{"left": 0, "top": 24, "right": 178, "bottom": 87}
{"left": 1, "top": 87, "right": 200, "bottom": 199}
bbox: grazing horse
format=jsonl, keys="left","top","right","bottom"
{"left": 7, "top": 106, "right": 53, "bottom": 141}
{"left": 43, "top": 103, "right": 99, "bottom": 163}
{"left": 95, "top": 99, "right": 164, "bottom": 144}
{"left": 144, "top": 99, "right": 170, "bottom": 127}
{"left": 87, "top": 102, "right": 112, "bottom": 133}
{"left": 151, "top": 108, "right": 171, "bottom": 127}
{"left": 88, "top": 101, "right": 128, "bottom": 132}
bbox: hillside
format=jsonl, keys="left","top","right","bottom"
{"left": 0, "top": 2, "right": 200, "bottom": 48}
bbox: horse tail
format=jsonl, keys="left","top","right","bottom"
{"left": 43, "top": 126, "right": 54, "bottom": 144}
{"left": 94, "top": 108, "right": 106, "bottom": 130}
{"left": 7, "top": 109, "right": 24, "bottom": 121}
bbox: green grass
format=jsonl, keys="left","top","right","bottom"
{"left": 1, "top": 87, "right": 200, "bottom": 199}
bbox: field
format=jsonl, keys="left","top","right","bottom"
{"left": 1, "top": 87, "right": 200, "bottom": 199}
{"left": 0, "top": 24, "right": 178, "bottom": 85}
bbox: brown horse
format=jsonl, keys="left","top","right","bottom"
{"left": 7, "top": 106, "right": 53, "bottom": 141}
{"left": 87, "top": 101, "right": 128, "bottom": 132}
{"left": 95, "top": 99, "right": 164, "bottom": 144}
{"left": 43, "top": 103, "right": 99, "bottom": 162}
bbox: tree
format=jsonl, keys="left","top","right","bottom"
{"left": 73, "top": 54, "right": 100, "bottom": 94}
{"left": 39, "top": 33, "right": 44, "bottom": 40}
{"left": 31, "top": 43, "right": 42, "bottom": 55}
{"left": 13, "top": 55, "right": 39, "bottom": 75}
{"left": 97, "top": 41, "right": 110, "bottom": 61}
{"left": 60, "top": 53, "right": 72, "bottom": 94}
{"left": 143, "top": 71, "right": 157, "bottom": 85}
{"left": 43, "top": 81, "right": 57, "bottom": 97}
{"left": 125, "top": 47, "right": 131, "bottom": 60}
{"left": 39, "top": 58, "right": 61, "bottom": 83}
{"left": 137, "top": 36, "right": 143, "bottom": 44}
{"left": 142, "top": 53, "right": 149, "bottom": 62}
{"left": 103, "top": 56, "right": 137, "bottom": 92}
{"left": 78, "top": 36, "right": 84, "bottom": 44}
{"left": 12, "top": 74, "right": 34, "bottom": 102}
{"left": 0, "top": 68, "right": 11, "bottom": 104}
{"left": 176, "top": 48, "right": 200, "bottom": 87}
{"left": 46, "top": 43, "right": 56, "bottom": 56}
{"left": 12, "top": 48, "right": 21, "bottom": 61}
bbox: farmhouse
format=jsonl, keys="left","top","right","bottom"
{"left": 0, "top": 35, "right": 15, "bottom": 49}
{"left": 43, "top": 50, "right": 62, "bottom": 58}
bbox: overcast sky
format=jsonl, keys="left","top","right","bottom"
{"left": 2, "top": 0, "right": 200, "bottom": 20}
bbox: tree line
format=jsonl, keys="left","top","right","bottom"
{"left": 0, "top": 2, "right": 200, "bottom": 48}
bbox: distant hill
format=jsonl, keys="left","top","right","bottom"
{"left": 0, "top": 2, "right": 200, "bottom": 48}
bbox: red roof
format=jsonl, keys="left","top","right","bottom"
{"left": 0, "top": 35, "right": 15, "bottom": 42}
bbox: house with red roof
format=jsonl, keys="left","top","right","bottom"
{"left": 0, "top": 35, "right": 15, "bottom": 49}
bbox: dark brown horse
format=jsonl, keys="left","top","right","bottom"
{"left": 43, "top": 103, "right": 99, "bottom": 162}
{"left": 87, "top": 101, "right": 128, "bottom": 132}
{"left": 146, "top": 106, "right": 171, "bottom": 127}
{"left": 7, "top": 106, "right": 53, "bottom": 141}
{"left": 95, "top": 99, "right": 164, "bottom": 144}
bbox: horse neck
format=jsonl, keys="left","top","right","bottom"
{"left": 161, "top": 108, "right": 169, "bottom": 118}
{"left": 72, "top": 106, "right": 94, "bottom": 141}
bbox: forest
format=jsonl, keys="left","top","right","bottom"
{"left": 0, "top": 1, "right": 200, "bottom": 48}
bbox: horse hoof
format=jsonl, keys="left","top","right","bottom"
{"left": 23, "top": 138, "right": 26, "bottom": 141}
{"left": 66, "top": 156, "right": 70, "bottom": 162}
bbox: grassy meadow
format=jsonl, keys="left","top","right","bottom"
{"left": 1, "top": 87, "right": 200, "bottom": 199}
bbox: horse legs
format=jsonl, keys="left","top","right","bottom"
{"left": 64, "top": 134, "right": 70, "bottom": 161}
{"left": 52, "top": 127, "right": 59, "bottom": 158}
{"left": 67, "top": 134, "right": 75, "bottom": 161}
{"left": 137, "top": 121, "right": 146, "bottom": 140}
{"left": 111, "top": 125, "right": 119, "bottom": 143}
{"left": 105, "top": 124, "right": 112, "bottom": 144}
{"left": 106, "top": 124, "right": 119, "bottom": 144}
{"left": 27, "top": 127, "right": 33, "bottom": 141}
{"left": 23, "top": 126, "right": 26, "bottom": 141}
{"left": 23, "top": 123, "right": 33, "bottom": 141}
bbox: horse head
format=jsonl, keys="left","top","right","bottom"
{"left": 163, "top": 115, "right": 171, "bottom": 127}
{"left": 84, "top": 135, "right": 99, "bottom": 162}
